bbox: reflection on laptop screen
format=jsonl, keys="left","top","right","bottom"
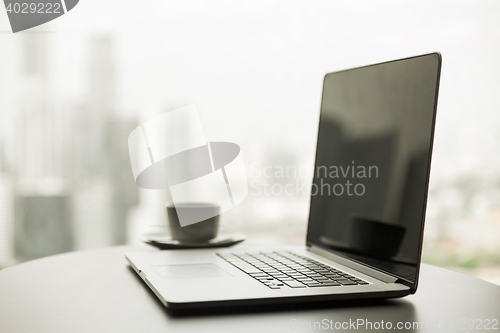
{"left": 307, "top": 53, "right": 441, "bottom": 285}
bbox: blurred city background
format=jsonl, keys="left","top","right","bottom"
{"left": 0, "top": 1, "right": 499, "bottom": 285}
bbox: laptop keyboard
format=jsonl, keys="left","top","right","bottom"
{"left": 217, "top": 251, "right": 369, "bottom": 290}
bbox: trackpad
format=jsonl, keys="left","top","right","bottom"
{"left": 152, "top": 264, "right": 232, "bottom": 280}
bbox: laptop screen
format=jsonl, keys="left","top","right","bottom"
{"left": 307, "top": 53, "right": 441, "bottom": 287}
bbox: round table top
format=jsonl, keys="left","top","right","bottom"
{"left": 0, "top": 245, "right": 499, "bottom": 333}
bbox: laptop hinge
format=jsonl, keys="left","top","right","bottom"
{"left": 308, "top": 245, "right": 398, "bottom": 284}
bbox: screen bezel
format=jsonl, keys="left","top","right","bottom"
{"left": 306, "top": 53, "right": 442, "bottom": 293}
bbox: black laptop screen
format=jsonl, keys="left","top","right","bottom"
{"left": 306, "top": 54, "right": 441, "bottom": 286}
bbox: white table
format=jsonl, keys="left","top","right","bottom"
{"left": 0, "top": 246, "right": 499, "bottom": 333}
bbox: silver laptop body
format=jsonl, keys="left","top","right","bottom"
{"left": 126, "top": 53, "right": 442, "bottom": 310}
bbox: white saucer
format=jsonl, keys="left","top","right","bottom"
{"left": 143, "top": 233, "right": 246, "bottom": 249}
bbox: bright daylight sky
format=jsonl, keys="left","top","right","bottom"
{"left": 1, "top": 0, "right": 499, "bottom": 179}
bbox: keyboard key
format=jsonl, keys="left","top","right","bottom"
{"left": 283, "top": 280, "right": 306, "bottom": 288}
{"left": 337, "top": 279, "right": 357, "bottom": 285}
{"left": 306, "top": 273, "right": 323, "bottom": 278}
{"left": 250, "top": 274, "right": 270, "bottom": 278}
{"left": 306, "top": 266, "right": 322, "bottom": 270}
{"left": 277, "top": 277, "right": 294, "bottom": 281}
{"left": 303, "top": 280, "right": 320, "bottom": 284}
{"left": 324, "top": 273, "right": 341, "bottom": 278}
{"left": 270, "top": 274, "right": 287, "bottom": 279}
{"left": 320, "top": 282, "right": 341, "bottom": 286}
{"left": 314, "top": 270, "right": 330, "bottom": 274}
{"left": 263, "top": 279, "right": 280, "bottom": 284}
{"left": 257, "top": 277, "right": 274, "bottom": 281}
{"left": 300, "top": 278, "right": 316, "bottom": 283}
{"left": 315, "top": 278, "right": 331, "bottom": 282}
{"left": 232, "top": 262, "right": 262, "bottom": 274}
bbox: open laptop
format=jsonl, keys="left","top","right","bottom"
{"left": 126, "top": 53, "right": 442, "bottom": 310}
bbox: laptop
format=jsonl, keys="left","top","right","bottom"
{"left": 126, "top": 52, "right": 442, "bottom": 310}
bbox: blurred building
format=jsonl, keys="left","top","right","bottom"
{"left": 0, "top": 142, "right": 14, "bottom": 268}
{"left": 107, "top": 118, "right": 139, "bottom": 244}
{"left": 10, "top": 34, "right": 138, "bottom": 261}
{"left": 16, "top": 195, "right": 72, "bottom": 260}
{"left": 72, "top": 36, "right": 138, "bottom": 249}
{"left": 14, "top": 34, "right": 73, "bottom": 261}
